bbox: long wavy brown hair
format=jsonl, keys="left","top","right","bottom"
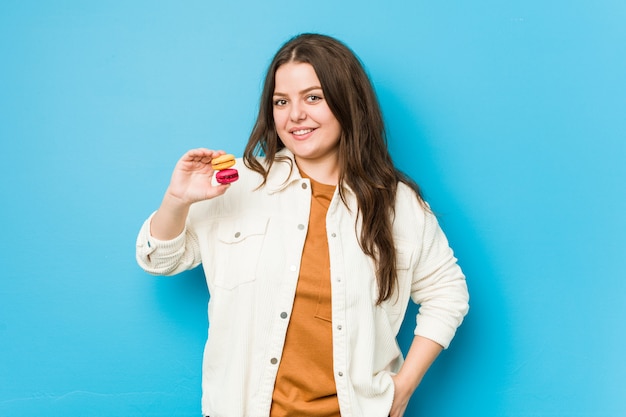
{"left": 244, "top": 33, "right": 426, "bottom": 304}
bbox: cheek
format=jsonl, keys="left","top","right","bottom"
{"left": 320, "top": 112, "right": 341, "bottom": 133}
{"left": 315, "top": 106, "right": 339, "bottom": 126}
{"left": 273, "top": 109, "right": 285, "bottom": 129}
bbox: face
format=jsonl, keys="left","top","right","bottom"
{"left": 273, "top": 62, "right": 342, "bottom": 180}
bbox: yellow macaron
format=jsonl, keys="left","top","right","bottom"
{"left": 211, "top": 154, "right": 236, "bottom": 170}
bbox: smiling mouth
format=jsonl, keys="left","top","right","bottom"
{"left": 291, "top": 128, "right": 315, "bottom": 136}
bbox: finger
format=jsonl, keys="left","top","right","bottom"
{"left": 183, "top": 149, "right": 217, "bottom": 166}
{"left": 209, "top": 183, "right": 231, "bottom": 198}
{"left": 186, "top": 148, "right": 212, "bottom": 156}
{"left": 185, "top": 148, "right": 216, "bottom": 160}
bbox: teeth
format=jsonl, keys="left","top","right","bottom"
{"left": 292, "top": 129, "right": 313, "bottom": 135}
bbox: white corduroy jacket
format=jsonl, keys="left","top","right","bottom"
{"left": 136, "top": 150, "right": 469, "bottom": 417}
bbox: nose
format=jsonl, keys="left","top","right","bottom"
{"left": 289, "top": 101, "right": 306, "bottom": 122}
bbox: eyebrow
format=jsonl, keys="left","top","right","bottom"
{"left": 273, "top": 86, "right": 323, "bottom": 97}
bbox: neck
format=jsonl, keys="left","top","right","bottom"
{"left": 294, "top": 156, "right": 339, "bottom": 185}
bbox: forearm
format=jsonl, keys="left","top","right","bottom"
{"left": 390, "top": 335, "right": 443, "bottom": 417}
{"left": 150, "top": 192, "right": 192, "bottom": 240}
{"left": 136, "top": 206, "right": 199, "bottom": 276}
{"left": 396, "top": 335, "right": 442, "bottom": 389}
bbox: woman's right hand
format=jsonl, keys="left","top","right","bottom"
{"left": 165, "top": 148, "right": 231, "bottom": 205}
{"left": 150, "top": 148, "right": 232, "bottom": 240}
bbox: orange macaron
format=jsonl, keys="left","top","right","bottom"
{"left": 211, "top": 154, "right": 236, "bottom": 170}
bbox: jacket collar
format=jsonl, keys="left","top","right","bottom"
{"left": 263, "top": 148, "right": 356, "bottom": 199}
{"left": 264, "top": 148, "right": 303, "bottom": 195}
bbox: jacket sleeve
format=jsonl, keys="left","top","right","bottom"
{"left": 135, "top": 212, "right": 202, "bottom": 276}
{"left": 410, "top": 209, "right": 469, "bottom": 349}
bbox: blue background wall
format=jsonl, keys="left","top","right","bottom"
{"left": 1, "top": 0, "right": 624, "bottom": 416}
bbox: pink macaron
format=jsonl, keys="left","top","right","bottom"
{"left": 215, "top": 168, "right": 239, "bottom": 184}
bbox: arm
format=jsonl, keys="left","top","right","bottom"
{"left": 136, "top": 148, "right": 230, "bottom": 275}
{"left": 390, "top": 336, "right": 443, "bottom": 417}
{"left": 388, "top": 205, "right": 469, "bottom": 416}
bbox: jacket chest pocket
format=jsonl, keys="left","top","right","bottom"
{"left": 379, "top": 243, "right": 414, "bottom": 319}
{"left": 214, "top": 216, "right": 269, "bottom": 290}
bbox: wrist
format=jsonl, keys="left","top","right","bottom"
{"left": 149, "top": 192, "right": 192, "bottom": 241}
{"left": 394, "top": 369, "right": 422, "bottom": 393}
{"left": 162, "top": 190, "right": 193, "bottom": 211}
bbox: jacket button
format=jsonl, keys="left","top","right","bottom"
{"left": 280, "top": 312, "right": 288, "bottom": 319}
{"left": 270, "top": 358, "right": 278, "bottom": 365}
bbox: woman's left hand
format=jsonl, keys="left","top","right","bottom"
{"left": 388, "top": 336, "right": 444, "bottom": 417}
{"left": 389, "top": 374, "right": 413, "bottom": 417}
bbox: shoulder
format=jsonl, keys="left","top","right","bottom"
{"left": 395, "top": 181, "right": 428, "bottom": 215}
{"left": 393, "top": 181, "right": 440, "bottom": 237}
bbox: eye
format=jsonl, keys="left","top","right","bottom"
{"left": 273, "top": 98, "right": 288, "bottom": 107}
{"left": 306, "top": 95, "right": 322, "bottom": 103}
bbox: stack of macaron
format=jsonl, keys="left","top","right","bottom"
{"left": 212, "top": 153, "right": 239, "bottom": 184}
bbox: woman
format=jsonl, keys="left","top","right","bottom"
{"left": 136, "top": 33, "right": 469, "bottom": 417}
